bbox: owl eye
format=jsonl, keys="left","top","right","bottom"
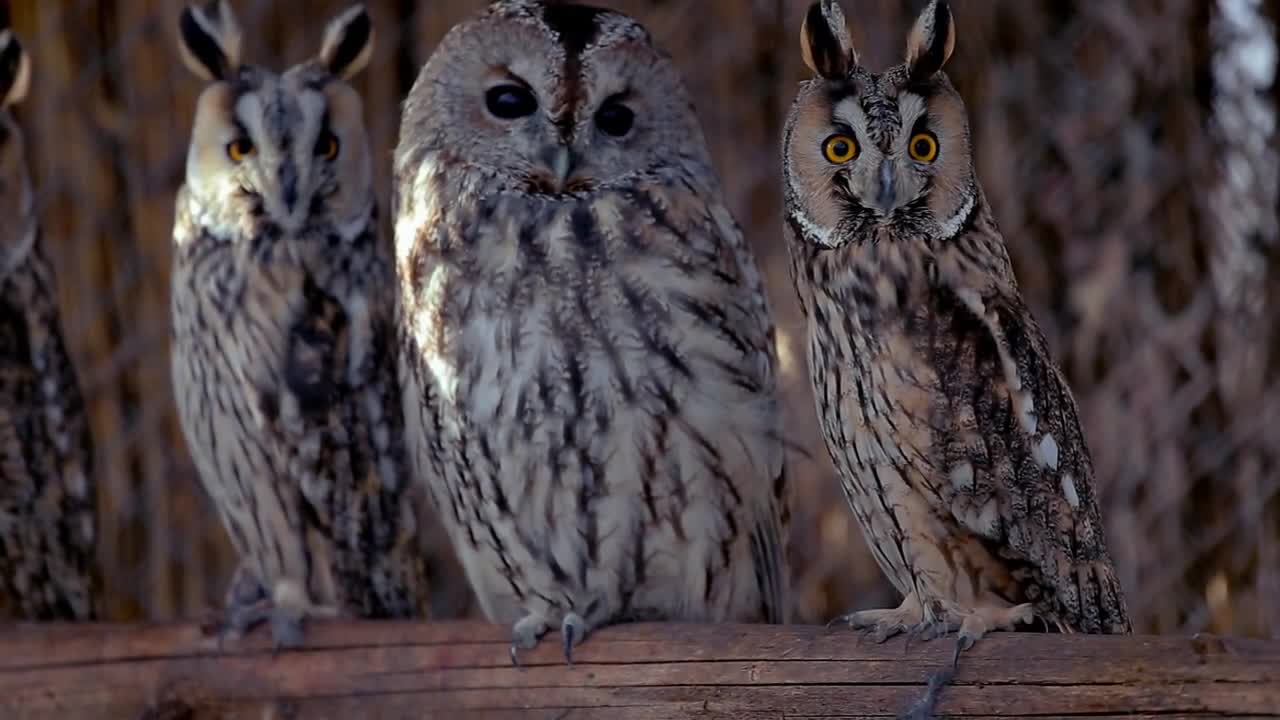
{"left": 226, "top": 137, "right": 255, "bottom": 162}
{"left": 315, "top": 130, "right": 339, "bottom": 161}
{"left": 485, "top": 84, "right": 538, "bottom": 120}
{"left": 908, "top": 131, "right": 939, "bottom": 163}
{"left": 596, "top": 100, "right": 635, "bottom": 137}
{"left": 822, "top": 134, "right": 858, "bottom": 164}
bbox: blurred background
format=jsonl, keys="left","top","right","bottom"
{"left": 4, "top": 0, "right": 1277, "bottom": 636}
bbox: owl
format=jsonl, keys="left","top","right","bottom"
{"left": 394, "top": 0, "right": 790, "bottom": 664}
{"left": 782, "top": 0, "right": 1131, "bottom": 661}
{"left": 0, "top": 27, "right": 98, "bottom": 621}
{"left": 171, "top": 1, "right": 429, "bottom": 648}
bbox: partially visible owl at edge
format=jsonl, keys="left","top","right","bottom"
{"left": 170, "top": 1, "right": 429, "bottom": 647}
{"left": 394, "top": 0, "right": 790, "bottom": 662}
{"left": 0, "top": 26, "right": 98, "bottom": 622}
{"left": 782, "top": 0, "right": 1131, "bottom": 658}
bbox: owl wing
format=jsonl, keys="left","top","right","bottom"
{"left": 929, "top": 271, "right": 1130, "bottom": 634}
{"left": 0, "top": 241, "right": 97, "bottom": 621}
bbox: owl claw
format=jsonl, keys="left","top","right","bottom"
{"left": 561, "top": 613, "right": 588, "bottom": 667}
{"left": 510, "top": 614, "right": 549, "bottom": 667}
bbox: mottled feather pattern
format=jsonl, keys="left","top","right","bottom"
{"left": 0, "top": 232, "right": 98, "bottom": 621}
{"left": 171, "top": 189, "right": 427, "bottom": 620}
{"left": 396, "top": 152, "right": 789, "bottom": 631}
{"left": 788, "top": 195, "right": 1129, "bottom": 634}
{"left": 783, "top": 0, "right": 1127, "bottom": 643}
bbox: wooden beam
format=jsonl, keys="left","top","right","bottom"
{"left": 0, "top": 621, "right": 1276, "bottom": 719}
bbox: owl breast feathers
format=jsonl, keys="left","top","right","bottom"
{"left": 782, "top": 0, "right": 1129, "bottom": 647}
{"left": 394, "top": 0, "right": 789, "bottom": 661}
{"left": 169, "top": 1, "right": 429, "bottom": 648}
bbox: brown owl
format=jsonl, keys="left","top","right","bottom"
{"left": 170, "top": 1, "right": 429, "bottom": 647}
{"left": 394, "top": 0, "right": 790, "bottom": 664}
{"left": 0, "top": 26, "right": 98, "bottom": 621}
{"left": 782, "top": 0, "right": 1131, "bottom": 661}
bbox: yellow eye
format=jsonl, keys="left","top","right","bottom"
{"left": 316, "top": 131, "right": 339, "bottom": 161}
{"left": 226, "top": 138, "right": 255, "bottom": 162}
{"left": 822, "top": 134, "right": 858, "bottom": 164}
{"left": 908, "top": 132, "right": 938, "bottom": 162}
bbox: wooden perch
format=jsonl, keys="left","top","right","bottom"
{"left": 0, "top": 620, "right": 1277, "bottom": 719}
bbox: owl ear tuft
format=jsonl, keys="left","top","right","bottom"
{"left": 801, "top": 0, "right": 857, "bottom": 81}
{"left": 0, "top": 30, "right": 29, "bottom": 108}
{"left": 178, "top": 0, "right": 242, "bottom": 82}
{"left": 905, "top": 0, "right": 955, "bottom": 82}
{"left": 319, "top": 4, "right": 374, "bottom": 80}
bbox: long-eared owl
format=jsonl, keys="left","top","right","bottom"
{"left": 170, "top": 0, "right": 428, "bottom": 647}
{"left": 781, "top": 0, "right": 1131, "bottom": 657}
{"left": 0, "top": 24, "right": 98, "bottom": 622}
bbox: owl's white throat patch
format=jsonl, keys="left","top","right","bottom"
{"left": 789, "top": 208, "right": 838, "bottom": 248}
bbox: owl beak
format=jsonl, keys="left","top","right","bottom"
{"left": 875, "top": 160, "right": 897, "bottom": 215}
{"left": 539, "top": 144, "right": 577, "bottom": 193}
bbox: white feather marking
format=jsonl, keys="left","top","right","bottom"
{"left": 935, "top": 192, "right": 975, "bottom": 241}
{"left": 1061, "top": 473, "right": 1080, "bottom": 509}
{"left": 949, "top": 461, "right": 974, "bottom": 490}
{"left": 1016, "top": 391, "right": 1037, "bottom": 435}
{"left": 419, "top": 264, "right": 459, "bottom": 405}
{"left": 974, "top": 497, "right": 1001, "bottom": 537}
{"left": 344, "top": 294, "right": 370, "bottom": 386}
{"left": 1035, "top": 433, "right": 1059, "bottom": 470}
{"left": 394, "top": 159, "right": 441, "bottom": 273}
{"left": 788, "top": 209, "right": 837, "bottom": 247}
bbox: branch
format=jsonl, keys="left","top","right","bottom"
{"left": 0, "top": 621, "right": 1276, "bottom": 719}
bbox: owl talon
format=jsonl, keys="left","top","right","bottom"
{"left": 561, "top": 613, "right": 588, "bottom": 667}
{"left": 510, "top": 614, "right": 549, "bottom": 667}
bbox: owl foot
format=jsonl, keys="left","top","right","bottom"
{"left": 829, "top": 592, "right": 922, "bottom": 643}
{"left": 214, "top": 573, "right": 338, "bottom": 653}
{"left": 948, "top": 602, "right": 1035, "bottom": 669}
{"left": 509, "top": 614, "right": 549, "bottom": 668}
{"left": 508, "top": 612, "right": 593, "bottom": 668}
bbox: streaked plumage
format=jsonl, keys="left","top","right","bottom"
{"left": 170, "top": 1, "right": 428, "bottom": 647}
{"left": 782, "top": 0, "right": 1130, "bottom": 658}
{"left": 394, "top": 0, "right": 789, "bottom": 662}
{"left": 0, "top": 26, "right": 98, "bottom": 622}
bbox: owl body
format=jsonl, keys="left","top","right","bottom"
{"left": 784, "top": 0, "right": 1129, "bottom": 643}
{"left": 0, "top": 29, "right": 98, "bottom": 622}
{"left": 171, "top": 2, "right": 427, "bottom": 643}
{"left": 395, "top": 0, "right": 788, "bottom": 656}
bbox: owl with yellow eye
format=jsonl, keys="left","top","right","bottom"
{"left": 169, "top": 1, "right": 432, "bottom": 649}
{"left": 783, "top": 0, "right": 1131, "bottom": 666}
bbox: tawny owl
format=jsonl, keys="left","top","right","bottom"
{"left": 0, "top": 26, "right": 98, "bottom": 621}
{"left": 170, "top": 1, "right": 428, "bottom": 647}
{"left": 782, "top": 0, "right": 1131, "bottom": 660}
{"left": 394, "top": 0, "right": 790, "bottom": 663}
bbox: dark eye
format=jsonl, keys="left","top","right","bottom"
{"left": 315, "top": 130, "right": 339, "bottom": 160}
{"left": 226, "top": 137, "right": 255, "bottom": 162}
{"left": 485, "top": 84, "right": 538, "bottom": 120}
{"left": 595, "top": 101, "right": 635, "bottom": 137}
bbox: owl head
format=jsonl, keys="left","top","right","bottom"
{"left": 783, "top": 0, "right": 975, "bottom": 248}
{"left": 0, "top": 26, "right": 33, "bottom": 264}
{"left": 397, "top": 0, "right": 713, "bottom": 197}
{"left": 177, "top": 1, "right": 374, "bottom": 237}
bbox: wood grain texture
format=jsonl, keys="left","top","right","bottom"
{"left": 0, "top": 621, "right": 1276, "bottom": 719}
